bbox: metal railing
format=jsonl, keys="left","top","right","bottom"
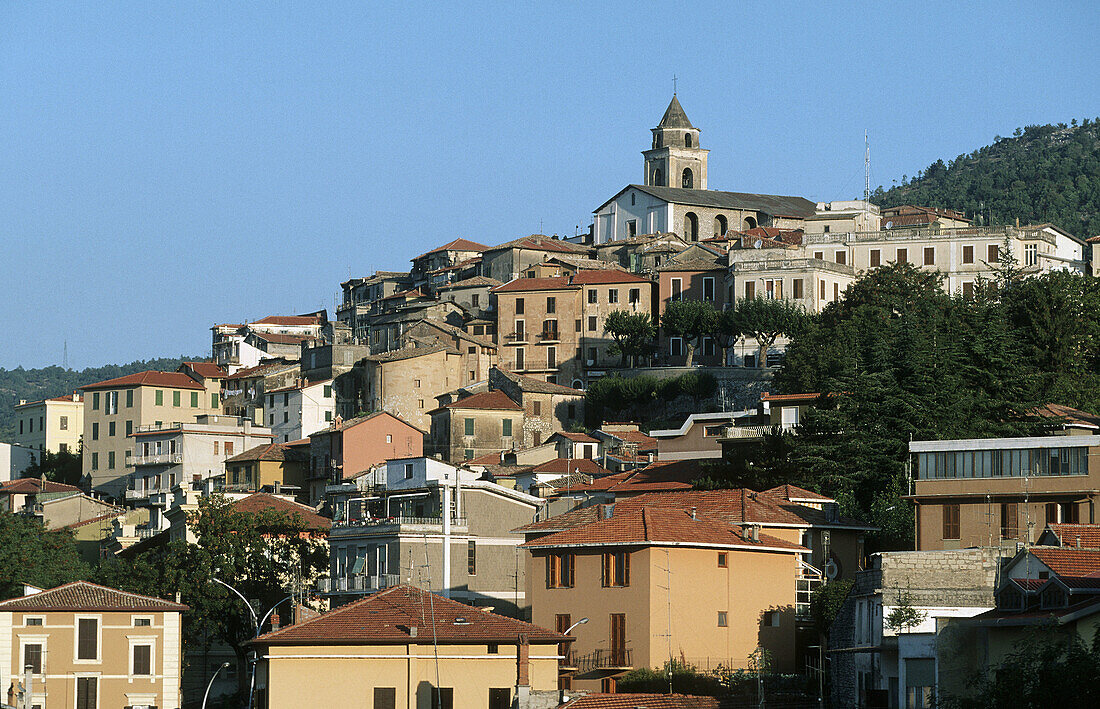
{"left": 135, "top": 422, "right": 184, "bottom": 433}
{"left": 317, "top": 574, "right": 402, "bottom": 594}
{"left": 131, "top": 453, "right": 182, "bottom": 466}
{"left": 722, "top": 423, "right": 796, "bottom": 439}
{"left": 802, "top": 224, "right": 1056, "bottom": 246}
{"left": 575, "top": 648, "right": 632, "bottom": 672}
{"left": 334, "top": 516, "right": 468, "bottom": 529}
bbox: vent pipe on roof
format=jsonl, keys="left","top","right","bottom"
{"left": 690, "top": 506, "right": 697, "bottom": 520}
{"left": 1078, "top": 536, "right": 1082, "bottom": 549}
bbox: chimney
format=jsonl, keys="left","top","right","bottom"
{"left": 516, "top": 633, "right": 530, "bottom": 687}
{"left": 270, "top": 613, "right": 280, "bottom": 631}
{"left": 690, "top": 506, "right": 697, "bottom": 520}
{"left": 599, "top": 503, "right": 614, "bottom": 520}
{"left": 18, "top": 399, "right": 26, "bottom": 405}
{"left": 408, "top": 625, "right": 418, "bottom": 638}
{"left": 72, "top": 393, "right": 80, "bottom": 402}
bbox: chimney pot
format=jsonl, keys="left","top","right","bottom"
{"left": 270, "top": 613, "right": 280, "bottom": 631}
{"left": 409, "top": 625, "right": 418, "bottom": 638}
{"left": 690, "top": 506, "right": 697, "bottom": 520}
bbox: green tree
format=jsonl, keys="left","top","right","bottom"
{"left": 714, "top": 307, "right": 743, "bottom": 366}
{"left": 603, "top": 310, "right": 656, "bottom": 366}
{"left": 22, "top": 449, "right": 83, "bottom": 487}
{"left": 661, "top": 300, "right": 718, "bottom": 366}
{"left": 730, "top": 296, "right": 807, "bottom": 367}
{"left": 809, "top": 579, "right": 853, "bottom": 638}
{"left": 0, "top": 513, "right": 89, "bottom": 599}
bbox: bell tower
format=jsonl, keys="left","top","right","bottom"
{"left": 642, "top": 95, "right": 709, "bottom": 190}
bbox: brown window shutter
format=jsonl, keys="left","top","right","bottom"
{"left": 77, "top": 618, "right": 98, "bottom": 660}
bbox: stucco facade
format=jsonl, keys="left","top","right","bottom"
{"left": 12, "top": 394, "right": 84, "bottom": 455}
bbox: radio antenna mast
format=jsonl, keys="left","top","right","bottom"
{"left": 864, "top": 130, "right": 871, "bottom": 200}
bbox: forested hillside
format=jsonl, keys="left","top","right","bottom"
{"left": 871, "top": 120, "right": 1100, "bottom": 237}
{"left": 0, "top": 357, "right": 205, "bottom": 442}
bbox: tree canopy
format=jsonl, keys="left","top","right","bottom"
{"left": 603, "top": 310, "right": 657, "bottom": 366}
{"left": 662, "top": 300, "right": 718, "bottom": 366}
{"left": 0, "top": 513, "right": 88, "bottom": 599}
{"left": 730, "top": 296, "right": 807, "bottom": 367}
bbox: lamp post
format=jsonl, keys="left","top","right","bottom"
{"left": 202, "top": 662, "right": 231, "bottom": 709}
{"left": 563, "top": 617, "right": 589, "bottom": 635}
{"left": 212, "top": 578, "right": 294, "bottom": 709}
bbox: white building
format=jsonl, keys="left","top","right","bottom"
{"left": 265, "top": 379, "right": 335, "bottom": 443}
{"left": 0, "top": 443, "right": 36, "bottom": 482}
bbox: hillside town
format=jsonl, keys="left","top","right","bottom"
{"left": 4, "top": 96, "right": 1100, "bottom": 709}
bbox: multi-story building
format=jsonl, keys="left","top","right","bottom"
{"left": 211, "top": 312, "right": 326, "bottom": 373}
{"left": 224, "top": 441, "right": 310, "bottom": 499}
{"left": 220, "top": 360, "right": 300, "bottom": 425}
{"left": 410, "top": 237, "right": 489, "bottom": 292}
{"left": 908, "top": 433, "right": 1100, "bottom": 550}
{"left": 12, "top": 393, "right": 84, "bottom": 455}
{"left": 264, "top": 378, "right": 335, "bottom": 442}
{"left": 480, "top": 234, "right": 591, "bottom": 284}
{"left": 430, "top": 390, "right": 525, "bottom": 462}
{"left": 251, "top": 585, "right": 566, "bottom": 709}
{"left": 320, "top": 456, "right": 543, "bottom": 616}
{"left": 0, "top": 444, "right": 36, "bottom": 483}
{"left": 307, "top": 411, "right": 424, "bottom": 504}
{"left": 79, "top": 369, "right": 223, "bottom": 500}
{"left": 437, "top": 275, "right": 502, "bottom": 320}
{"left": 656, "top": 243, "right": 730, "bottom": 365}
{"left": 0, "top": 580, "right": 186, "bottom": 709}
{"left": 127, "top": 414, "right": 273, "bottom": 515}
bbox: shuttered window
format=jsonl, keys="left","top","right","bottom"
{"left": 77, "top": 618, "right": 98, "bottom": 660}
{"left": 76, "top": 677, "right": 97, "bottom": 709}
{"left": 23, "top": 644, "right": 42, "bottom": 674}
{"left": 374, "top": 688, "right": 396, "bottom": 709}
{"left": 133, "top": 644, "right": 152, "bottom": 675}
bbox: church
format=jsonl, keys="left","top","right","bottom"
{"left": 592, "top": 95, "right": 816, "bottom": 243}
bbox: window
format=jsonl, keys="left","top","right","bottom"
{"left": 942, "top": 504, "right": 960, "bottom": 540}
{"left": 715, "top": 214, "right": 728, "bottom": 236}
{"left": 717, "top": 611, "right": 728, "bottom": 627}
{"left": 77, "top": 617, "right": 98, "bottom": 660}
{"left": 547, "top": 346, "right": 557, "bottom": 368}
{"left": 718, "top": 552, "right": 728, "bottom": 568}
{"left": 587, "top": 347, "right": 597, "bottom": 363}
{"left": 325, "top": 411, "right": 333, "bottom": 422}
{"left": 513, "top": 318, "right": 526, "bottom": 340}
{"left": 793, "top": 278, "right": 804, "bottom": 299}
{"left": 923, "top": 247, "right": 935, "bottom": 266}
{"left": 91, "top": 452, "right": 98, "bottom": 470}
{"left": 764, "top": 279, "right": 782, "bottom": 299}
{"left": 984, "top": 243, "right": 1000, "bottom": 263}
{"left": 1025, "top": 243, "right": 1038, "bottom": 266}
{"left": 670, "top": 337, "right": 683, "bottom": 356}
{"left": 823, "top": 224, "right": 831, "bottom": 233}
{"left": 516, "top": 297, "right": 525, "bottom": 314}
{"left": 126, "top": 389, "right": 134, "bottom": 407}
{"left": 671, "top": 277, "right": 683, "bottom": 302}
{"left": 588, "top": 316, "right": 597, "bottom": 331}
{"left": 374, "top": 688, "right": 397, "bottom": 709}
{"left": 833, "top": 283, "right": 839, "bottom": 301}
{"left": 76, "top": 677, "right": 97, "bottom": 709}
{"left": 25, "top": 617, "right": 43, "bottom": 626}
{"left": 92, "top": 422, "right": 99, "bottom": 440}
{"left": 155, "top": 390, "right": 163, "bottom": 406}
{"left": 896, "top": 248, "right": 908, "bottom": 264}
{"left": 224, "top": 441, "right": 233, "bottom": 456}
{"left": 745, "top": 281, "right": 755, "bottom": 299}
{"left": 602, "top": 551, "right": 630, "bottom": 587}
{"left": 963, "top": 245, "right": 974, "bottom": 263}
{"left": 23, "top": 643, "right": 43, "bottom": 674}
{"left": 568, "top": 403, "right": 577, "bottom": 418}
{"left": 608, "top": 288, "right": 619, "bottom": 304}
{"left": 468, "top": 541, "right": 477, "bottom": 575}
{"left": 108, "top": 420, "right": 116, "bottom": 437}
{"left": 133, "top": 644, "right": 152, "bottom": 675}
{"left": 588, "top": 289, "right": 598, "bottom": 304}
{"left": 430, "top": 688, "right": 453, "bottom": 709}
{"left": 547, "top": 296, "right": 556, "bottom": 313}
{"left": 92, "top": 392, "right": 100, "bottom": 410}
{"left": 108, "top": 451, "right": 115, "bottom": 469}
{"left": 463, "top": 449, "right": 473, "bottom": 460}
{"left": 191, "top": 391, "right": 199, "bottom": 407}
{"left": 962, "top": 282, "right": 975, "bottom": 298}
{"left": 59, "top": 415, "right": 68, "bottom": 431}
{"left": 629, "top": 288, "right": 640, "bottom": 304}
{"left": 682, "top": 168, "right": 693, "bottom": 189}
{"left": 684, "top": 211, "right": 698, "bottom": 240}
{"left": 515, "top": 347, "right": 525, "bottom": 370}
{"left": 546, "top": 552, "right": 575, "bottom": 588}
{"left": 703, "top": 277, "right": 715, "bottom": 301}
{"left": 489, "top": 688, "right": 511, "bottom": 709}
{"left": 1000, "top": 503, "right": 1018, "bottom": 539}
{"left": 503, "top": 418, "right": 512, "bottom": 437}
{"left": 464, "top": 418, "right": 474, "bottom": 436}
{"left": 870, "top": 249, "right": 881, "bottom": 267}
{"left": 404, "top": 463, "right": 414, "bottom": 479}
{"left": 763, "top": 610, "right": 781, "bottom": 627}
{"left": 626, "top": 219, "right": 637, "bottom": 238}
{"left": 283, "top": 411, "right": 289, "bottom": 423}
{"left": 418, "top": 399, "right": 425, "bottom": 409}
{"left": 835, "top": 250, "right": 846, "bottom": 265}
{"left": 542, "top": 319, "right": 558, "bottom": 340}
{"left": 609, "top": 613, "right": 627, "bottom": 666}
{"left": 533, "top": 400, "right": 542, "bottom": 416}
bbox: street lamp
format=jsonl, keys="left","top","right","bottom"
{"left": 202, "top": 662, "right": 231, "bottom": 709}
{"left": 212, "top": 578, "right": 293, "bottom": 709}
{"left": 564, "top": 617, "right": 589, "bottom": 635}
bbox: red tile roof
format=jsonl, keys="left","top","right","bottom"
{"left": 14, "top": 394, "right": 83, "bottom": 408}
{"left": 760, "top": 391, "right": 822, "bottom": 403}
{"left": 444, "top": 390, "right": 523, "bottom": 411}
{"left": 0, "top": 581, "right": 187, "bottom": 612}
{"left": 1046, "top": 524, "right": 1100, "bottom": 550}
{"left": 252, "top": 584, "right": 566, "bottom": 645}
{"left": 486, "top": 234, "right": 588, "bottom": 254}
{"left": 414, "top": 238, "right": 489, "bottom": 260}
{"left": 571, "top": 270, "right": 653, "bottom": 285}
{"left": 1032, "top": 548, "right": 1100, "bottom": 577}
{"left": 181, "top": 362, "right": 228, "bottom": 379}
{"left": 521, "top": 507, "right": 804, "bottom": 552}
{"left": 553, "top": 432, "right": 599, "bottom": 443}
{"left": 63, "top": 512, "right": 125, "bottom": 530}
{"left": 0, "top": 478, "right": 84, "bottom": 495}
{"left": 81, "top": 370, "right": 206, "bottom": 391}
{"left": 231, "top": 492, "right": 331, "bottom": 531}
{"left": 526, "top": 458, "right": 614, "bottom": 478}
{"left": 466, "top": 450, "right": 507, "bottom": 465}
{"left": 514, "top": 505, "right": 601, "bottom": 533}
{"left": 491, "top": 276, "right": 576, "bottom": 293}
{"left": 227, "top": 442, "right": 309, "bottom": 464}
{"left": 561, "top": 695, "right": 719, "bottom": 709}
{"left": 1033, "top": 403, "right": 1100, "bottom": 429}
{"left": 762, "top": 484, "right": 834, "bottom": 503}
{"left": 598, "top": 429, "right": 658, "bottom": 450}
{"left": 251, "top": 332, "right": 317, "bottom": 345}
{"left": 252, "top": 315, "right": 323, "bottom": 326}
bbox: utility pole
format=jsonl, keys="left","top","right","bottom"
{"left": 864, "top": 130, "right": 871, "bottom": 201}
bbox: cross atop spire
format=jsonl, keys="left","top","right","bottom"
{"left": 673, "top": 75, "right": 677, "bottom": 95}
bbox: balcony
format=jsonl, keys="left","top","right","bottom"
{"left": 317, "top": 573, "right": 402, "bottom": 595}
{"left": 720, "top": 423, "right": 796, "bottom": 440}
{"left": 131, "top": 453, "right": 183, "bottom": 466}
{"left": 575, "top": 649, "right": 632, "bottom": 672}
{"left": 334, "top": 516, "right": 468, "bottom": 532}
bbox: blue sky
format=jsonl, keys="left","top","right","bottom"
{"left": 2, "top": 1, "right": 1098, "bottom": 369}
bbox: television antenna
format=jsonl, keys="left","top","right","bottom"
{"left": 864, "top": 130, "right": 871, "bottom": 200}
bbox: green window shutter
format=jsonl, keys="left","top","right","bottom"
{"left": 211, "top": 393, "right": 219, "bottom": 408}
{"left": 92, "top": 392, "right": 100, "bottom": 410}
{"left": 173, "top": 391, "right": 180, "bottom": 407}
{"left": 126, "top": 389, "right": 134, "bottom": 407}
{"left": 464, "top": 418, "right": 474, "bottom": 436}
{"left": 155, "top": 390, "right": 163, "bottom": 406}
{"left": 503, "top": 418, "right": 512, "bottom": 437}
{"left": 191, "top": 391, "right": 199, "bottom": 407}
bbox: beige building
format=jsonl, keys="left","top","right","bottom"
{"left": 0, "top": 580, "right": 186, "bottom": 709}
{"left": 79, "top": 370, "right": 223, "bottom": 500}
{"left": 251, "top": 584, "right": 567, "bottom": 709}
{"left": 430, "top": 390, "right": 525, "bottom": 462}
{"left": 12, "top": 394, "right": 84, "bottom": 455}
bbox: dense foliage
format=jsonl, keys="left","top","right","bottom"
{"left": 0, "top": 356, "right": 205, "bottom": 441}
{"left": 0, "top": 513, "right": 89, "bottom": 599}
{"left": 872, "top": 120, "right": 1100, "bottom": 237}
{"left": 584, "top": 371, "right": 718, "bottom": 428}
{"left": 603, "top": 310, "right": 657, "bottom": 366}
{"left": 22, "top": 449, "right": 83, "bottom": 486}
{"left": 661, "top": 299, "right": 718, "bottom": 366}
{"left": 618, "top": 659, "right": 813, "bottom": 703}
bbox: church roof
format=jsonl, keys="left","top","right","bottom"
{"left": 657, "top": 95, "right": 695, "bottom": 130}
{"left": 595, "top": 185, "right": 816, "bottom": 219}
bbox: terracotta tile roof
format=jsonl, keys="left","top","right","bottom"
{"left": 0, "top": 478, "right": 84, "bottom": 495}
{"left": 491, "top": 276, "right": 576, "bottom": 293}
{"left": 443, "top": 390, "right": 523, "bottom": 411}
{"left": 525, "top": 458, "right": 614, "bottom": 478}
{"left": 63, "top": 511, "right": 125, "bottom": 529}
{"left": 553, "top": 432, "right": 599, "bottom": 443}
{"left": 15, "top": 394, "right": 83, "bottom": 408}
{"left": 252, "top": 315, "right": 323, "bottom": 326}
{"left": 181, "top": 362, "right": 228, "bottom": 379}
{"left": 381, "top": 287, "right": 428, "bottom": 300}
{"left": 494, "top": 368, "right": 584, "bottom": 395}
{"left": 265, "top": 378, "right": 332, "bottom": 395}
{"left": 561, "top": 694, "right": 719, "bottom": 709}
{"left": 598, "top": 429, "right": 658, "bottom": 451}
{"left": 437, "top": 275, "right": 503, "bottom": 290}
{"left": 81, "top": 370, "right": 206, "bottom": 391}
{"left": 1031, "top": 548, "right": 1100, "bottom": 577}
{"left": 485, "top": 234, "right": 589, "bottom": 255}
{"left": 225, "top": 362, "right": 299, "bottom": 380}
{"left": 571, "top": 270, "right": 653, "bottom": 285}
{"left": 365, "top": 344, "right": 452, "bottom": 364}
{"left": 466, "top": 450, "right": 507, "bottom": 465}
{"left": 762, "top": 484, "right": 834, "bottom": 503}
{"left": 231, "top": 492, "right": 331, "bottom": 531}
{"left": 971, "top": 594, "right": 1100, "bottom": 625}
{"left": 251, "top": 332, "right": 317, "bottom": 345}
{"left": 1047, "top": 524, "right": 1100, "bottom": 549}
{"left": 514, "top": 505, "right": 601, "bottom": 533}
{"left": 603, "top": 460, "right": 700, "bottom": 493}
{"left": 227, "top": 442, "right": 310, "bottom": 464}
{"left": 252, "top": 584, "right": 567, "bottom": 645}
{"left": 1033, "top": 403, "right": 1100, "bottom": 429}
{"left": 310, "top": 410, "right": 425, "bottom": 436}
{"left": 414, "top": 238, "right": 489, "bottom": 260}
{"left": 0, "top": 581, "right": 187, "bottom": 612}
{"left": 521, "top": 507, "right": 804, "bottom": 552}
{"left": 616, "top": 488, "right": 869, "bottom": 528}
{"left": 760, "top": 391, "right": 821, "bottom": 403}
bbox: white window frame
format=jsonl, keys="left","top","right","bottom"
{"left": 131, "top": 615, "right": 154, "bottom": 627}
{"left": 74, "top": 673, "right": 101, "bottom": 709}
{"left": 73, "top": 614, "right": 102, "bottom": 664}
{"left": 702, "top": 277, "right": 715, "bottom": 302}
{"left": 128, "top": 638, "right": 156, "bottom": 678}
{"left": 19, "top": 635, "right": 47, "bottom": 676}
{"left": 670, "top": 337, "right": 684, "bottom": 357}
{"left": 24, "top": 615, "right": 45, "bottom": 627}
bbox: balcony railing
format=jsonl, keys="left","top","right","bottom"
{"left": 334, "top": 516, "right": 468, "bottom": 529}
{"left": 131, "top": 453, "right": 183, "bottom": 466}
{"left": 575, "top": 648, "right": 632, "bottom": 672}
{"left": 721, "top": 423, "right": 795, "bottom": 440}
{"left": 317, "top": 574, "right": 402, "bottom": 594}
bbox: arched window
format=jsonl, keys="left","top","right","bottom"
{"left": 681, "top": 168, "right": 693, "bottom": 189}
{"left": 572, "top": 379, "right": 584, "bottom": 390}
{"left": 742, "top": 216, "right": 758, "bottom": 230}
{"left": 685, "top": 133, "right": 693, "bottom": 148}
{"left": 653, "top": 168, "right": 663, "bottom": 186}
{"left": 684, "top": 212, "right": 699, "bottom": 241}
{"left": 714, "top": 215, "right": 727, "bottom": 237}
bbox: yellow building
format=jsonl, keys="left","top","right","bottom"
{"left": 0, "top": 580, "right": 186, "bottom": 709}
{"left": 251, "top": 584, "right": 567, "bottom": 709}
{"left": 12, "top": 394, "right": 84, "bottom": 455}
{"left": 520, "top": 506, "right": 806, "bottom": 692}
{"left": 224, "top": 441, "right": 309, "bottom": 497}
{"left": 79, "top": 369, "right": 223, "bottom": 500}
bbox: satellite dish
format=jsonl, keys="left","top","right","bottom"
{"left": 885, "top": 221, "right": 894, "bottom": 230}
{"left": 753, "top": 239, "right": 763, "bottom": 249}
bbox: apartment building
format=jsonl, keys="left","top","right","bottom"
{"left": 251, "top": 585, "right": 566, "bottom": 709}
{"left": 308, "top": 411, "right": 424, "bottom": 504}
{"left": 656, "top": 243, "right": 729, "bottom": 365}
{"left": 221, "top": 360, "right": 300, "bottom": 425}
{"left": 0, "top": 581, "right": 186, "bottom": 709}
{"left": 264, "top": 378, "right": 334, "bottom": 442}
{"left": 211, "top": 312, "right": 325, "bottom": 373}
{"left": 908, "top": 434, "right": 1100, "bottom": 550}
{"left": 430, "top": 390, "right": 525, "bottom": 462}
{"left": 12, "top": 394, "right": 84, "bottom": 454}
{"left": 224, "top": 441, "right": 310, "bottom": 498}
{"left": 79, "top": 370, "right": 223, "bottom": 500}
{"left": 480, "top": 234, "right": 590, "bottom": 283}
{"left": 337, "top": 271, "right": 415, "bottom": 342}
